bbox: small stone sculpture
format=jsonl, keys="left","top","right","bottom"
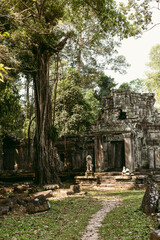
{"left": 86, "top": 155, "right": 93, "bottom": 172}
{"left": 122, "top": 166, "right": 126, "bottom": 175}
{"left": 122, "top": 166, "right": 130, "bottom": 175}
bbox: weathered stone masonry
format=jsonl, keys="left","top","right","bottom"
{"left": 56, "top": 90, "right": 160, "bottom": 173}
{"left": 2, "top": 90, "right": 160, "bottom": 175}
{"left": 91, "top": 90, "right": 160, "bottom": 172}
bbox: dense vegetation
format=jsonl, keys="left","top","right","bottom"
{"left": 0, "top": 0, "right": 153, "bottom": 184}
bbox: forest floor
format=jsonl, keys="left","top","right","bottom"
{"left": 0, "top": 184, "right": 158, "bottom": 240}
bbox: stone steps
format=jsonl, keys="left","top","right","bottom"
{"left": 75, "top": 172, "right": 149, "bottom": 190}
{"left": 99, "top": 183, "right": 116, "bottom": 188}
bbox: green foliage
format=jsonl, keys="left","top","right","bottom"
{"left": 0, "top": 197, "right": 101, "bottom": 240}
{"left": 65, "top": 68, "right": 82, "bottom": 87}
{"left": 96, "top": 190, "right": 157, "bottom": 240}
{"left": 0, "top": 31, "right": 12, "bottom": 82}
{"left": 144, "top": 44, "right": 160, "bottom": 108}
{"left": 0, "top": 28, "right": 24, "bottom": 139}
{"left": 95, "top": 74, "right": 117, "bottom": 100}
{"left": 147, "top": 44, "right": 160, "bottom": 70}
{"left": 0, "top": 189, "right": 157, "bottom": 240}
{"left": 55, "top": 69, "right": 100, "bottom": 136}
{"left": 0, "top": 79, "right": 24, "bottom": 135}
{"left": 0, "top": 63, "right": 7, "bottom": 82}
{"left": 119, "top": 78, "right": 145, "bottom": 92}
{"left": 48, "top": 125, "right": 59, "bottom": 142}
{"left": 22, "top": 115, "right": 35, "bottom": 139}
{"left": 119, "top": 0, "right": 152, "bottom": 35}
{"left": 0, "top": 0, "right": 152, "bottom": 127}
{"left": 119, "top": 82, "right": 132, "bottom": 91}
{"left": 83, "top": 89, "right": 101, "bottom": 120}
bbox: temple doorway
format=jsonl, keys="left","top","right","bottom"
{"left": 111, "top": 141, "right": 125, "bottom": 170}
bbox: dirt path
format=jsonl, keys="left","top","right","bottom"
{"left": 80, "top": 197, "right": 121, "bottom": 240}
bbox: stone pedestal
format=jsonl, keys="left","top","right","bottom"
{"left": 85, "top": 171, "right": 94, "bottom": 177}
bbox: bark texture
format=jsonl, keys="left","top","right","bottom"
{"left": 33, "top": 49, "right": 59, "bottom": 185}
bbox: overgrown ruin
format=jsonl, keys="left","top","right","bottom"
{"left": 1, "top": 90, "right": 160, "bottom": 185}
{"left": 56, "top": 90, "right": 160, "bottom": 175}
{"left": 91, "top": 90, "right": 160, "bottom": 172}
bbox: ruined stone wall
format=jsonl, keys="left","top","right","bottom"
{"left": 55, "top": 135, "right": 95, "bottom": 172}
{"left": 91, "top": 90, "right": 160, "bottom": 172}
{"left": 104, "top": 91, "right": 158, "bottom": 122}
{"left": 3, "top": 90, "right": 160, "bottom": 173}
{"left": 2, "top": 136, "right": 32, "bottom": 171}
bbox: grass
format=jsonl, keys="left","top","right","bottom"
{"left": 0, "top": 190, "right": 158, "bottom": 240}
{"left": 96, "top": 190, "right": 158, "bottom": 240}
{"left": 0, "top": 196, "right": 102, "bottom": 240}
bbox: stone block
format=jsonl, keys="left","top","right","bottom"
{"left": 115, "top": 176, "right": 132, "bottom": 181}
{"left": 26, "top": 195, "right": 50, "bottom": 214}
{"left": 0, "top": 188, "right": 7, "bottom": 195}
{"left": 150, "top": 230, "right": 160, "bottom": 240}
{"left": 30, "top": 190, "right": 53, "bottom": 199}
{"left": 43, "top": 184, "right": 59, "bottom": 190}
{"left": 85, "top": 171, "right": 94, "bottom": 177}
{"left": 14, "top": 184, "right": 28, "bottom": 193}
{"left": 0, "top": 205, "right": 10, "bottom": 215}
{"left": 67, "top": 191, "right": 74, "bottom": 195}
{"left": 70, "top": 185, "right": 80, "bottom": 193}
{"left": 135, "top": 175, "right": 148, "bottom": 184}
{"left": 0, "top": 197, "right": 12, "bottom": 215}
{"left": 141, "top": 181, "right": 159, "bottom": 215}
{"left": 28, "top": 187, "right": 38, "bottom": 194}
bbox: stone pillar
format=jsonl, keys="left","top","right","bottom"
{"left": 155, "top": 147, "right": 160, "bottom": 169}
{"left": 99, "top": 136, "right": 104, "bottom": 171}
{"left": 136, "top": 137, "right": 142, "bottom": 168}
{"left": 149, "top": 147, "right": 155, "bottom": 169}
{"left": 124, "top": 133, "right": 134, "bottom": 171}
{"left": 94, "top": 136, "right": 100, "bottom": 171}
{"left": 103, "top": 138, "right": 108, "bottom": 170}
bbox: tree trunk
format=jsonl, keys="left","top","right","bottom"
{"left": 52, "top": 53, "right": 59, "bottom": 124}
{"left": 33, "top": 48, "right": 60, "bottom": 185}
{"left": 26, "top": 75, "right": 30, "bottom": 119}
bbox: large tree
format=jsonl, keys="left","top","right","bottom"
{"left": 0, "top": 0, "right": 152, "bottom": 184}
{"left": 144, "top": 44, "right": 160, "bottom": 108}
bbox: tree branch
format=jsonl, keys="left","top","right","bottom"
{"left": 40, "top": 0, "right": 47, "bottom": 16}
{"left": 19, "top": 0, "right": 39, "bottom": 18}
{"left": 145, "top": 22, "right": 160, "bottom": 31}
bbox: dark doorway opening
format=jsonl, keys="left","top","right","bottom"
{"left": 111, "top": 141, "right": 125, "bottom": 170}
{"left": 119, "top": 109, "right": 126, "bottom": 120}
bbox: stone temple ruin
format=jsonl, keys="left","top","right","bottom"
{"left": 63, "top": 90, "right": 160, "bottom": 188}
{"left": 57, "top": 90, "right": 160, "bottom": 173}
{"left": 91, "top": 90, "right": 160, "bottom": 173}
{"left": 1, "top": 90, "right": 160, "bottom": 188}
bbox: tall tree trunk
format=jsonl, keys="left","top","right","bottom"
{"left": 52, "top": 53, "right": 59, "bottom": 124}
{"left": 26, "top": 75, "right": 30, "bottom": 119}
{"left": 33, "top": 48, "right": 59, "bottom": 185}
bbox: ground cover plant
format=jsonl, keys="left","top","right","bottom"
{"left": 0, "top": 190, "right": 157, "bottom": 240}
{"left": 96, "top": 190, "right": 157, "bottom": 240}
{"left": 0, "top": 196, "right": 102, "bottom": 240}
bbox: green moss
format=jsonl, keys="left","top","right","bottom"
{"left": 0, "top": 190, "right": 158, "bottom": 240}
{"left": 0, "top": 197, "right": 102, "bottom": 240}
{"left": 98, "top": 190, "right": 157, "bottom": 240}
